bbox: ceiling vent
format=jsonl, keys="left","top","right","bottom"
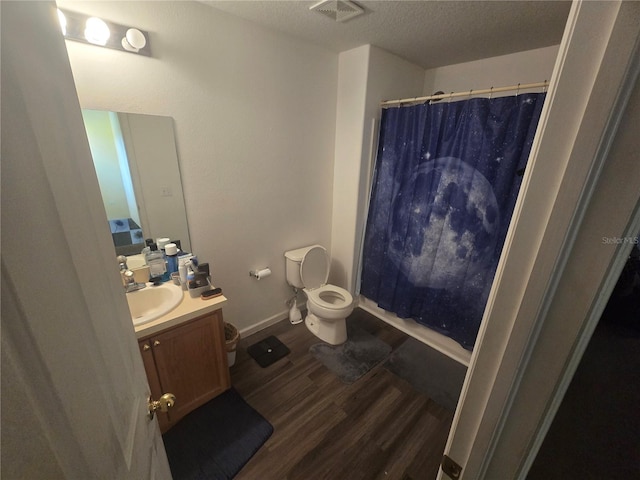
{"left": 309, "top": 0, "right": 364, "bottom": 23}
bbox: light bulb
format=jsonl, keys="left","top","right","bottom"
{"left": 84, "top": 17, "right": 110, "bottom": 46}
{"left": 125, "top": 28, "right": 146, "bottom": 50}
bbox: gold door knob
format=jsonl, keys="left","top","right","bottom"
{"left": 147, "top": 393, "right": 176, "bottom": 420}
{"left": 142, "top": 344, "right": 151, "bottom": 351}
{"left": 153, "top": 340, "right": 161, "bottom": 347}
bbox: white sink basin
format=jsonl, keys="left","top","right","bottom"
{"left": 126, "top": 283, "right": 183, "bottom": 326}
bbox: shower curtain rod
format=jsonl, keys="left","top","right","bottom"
{"left": 380, "top": 80, "right": 549, "bottom": 107}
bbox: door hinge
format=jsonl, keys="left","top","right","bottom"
{"left": 441, "top": 454, "right": 463, "bottom": 479}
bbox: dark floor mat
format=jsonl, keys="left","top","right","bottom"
{"left": 247, "top": 335, "right": 290, "bottom": 367}
{"left": 163, "top": 388, "right": 273, "bottom": 480}
{"left": 309, "top": 322, "right": 392, "bottom": 384}
{"left": 384, "top": 338, "right": 467, "bottom": 411}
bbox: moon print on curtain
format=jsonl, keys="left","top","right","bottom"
{"left": 361, "top": 93, "right": 546, "bottom": 350}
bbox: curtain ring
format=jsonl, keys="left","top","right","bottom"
{"left": 449, "top": 92, "right": 454, "bottom": 103}
{"left": 489, "top": 86, "right": 494, "bottom": 99}
{"left": 516, "top": 83, "right": 521, "bottom": 96}
{"left": 468, "top": 89, "right": 473, "bottom": 98}
{"left": 429, "top": 91, "right": 445, "bottom": 105}
{"left": 543, "top": 80, "right": 548, "bottom": 93}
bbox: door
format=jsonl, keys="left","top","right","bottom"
{"left": 440, "top": 1, "right": 640, "bottom": 478}
{"left": 1, "top": 2, "right": 172, "bottom": 478}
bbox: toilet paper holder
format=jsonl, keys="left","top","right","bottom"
{"left": 249, "top": 268, "right": 272, "bottom": 280}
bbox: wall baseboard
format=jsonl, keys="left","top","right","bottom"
{"left": 238, "top": 309, "right": 289, "bottom": 338}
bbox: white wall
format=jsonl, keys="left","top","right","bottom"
{"left": 424, "top": 45, "right": 559, "bottom": 97}
{"left": 330, "top": 45, "right": 369, "bottom": 288}
{"left": 59, "top": 1, "right": 338, "bottom": 332}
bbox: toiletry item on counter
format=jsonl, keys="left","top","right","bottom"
{"left": 143, "top": 243, "right": 153, "bottom": 263}
{"left": 188, "top": 256, "right": 199, "bottom": 271}
{"left": 197, "top": 262, "right": 210, "bottom": 277}
{"left": 146, "top": 243, "right": 168, "bottom": 283}
{"left": 189, "top": 271, "right": 209, "bottom": 289}
{"left": 202, "top": 287, "right": 222, "bottom": 300}
{"left": 188, "top": 271, "right": 211, "bottom": 298}
{"left": 141, "top": 238, "right": 154, "bottom": 257}
{"left": 178, "top": 257, "right": 189, "bottom": 288}
{"left": 178, "top": 254, "right": 193, "bottom": 289}
{"left": 165, "top": 243, "right": 179, "bottom": 274}
{"left": 156, "top": 237, "right": 171, "bottom": 253}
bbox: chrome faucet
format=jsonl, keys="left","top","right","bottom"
{"left": 117, "top": 255, "right": 146, "bottom": 293}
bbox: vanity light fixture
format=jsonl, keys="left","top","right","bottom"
{"left": 57, "top": 9, "right": 67, "bottom": 36}
{"left": 57, "top": 9, "right": 151, "bottom": 56}
{"left": 84, "top": 16, "right": 110, "bottom": 46}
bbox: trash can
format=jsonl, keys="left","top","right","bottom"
{"left": 224, "top": 322, "right": 240, "bottom": 367}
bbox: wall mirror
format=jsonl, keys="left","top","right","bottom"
{"left": 82, "top": 110, "right": 191, "bottom": 257}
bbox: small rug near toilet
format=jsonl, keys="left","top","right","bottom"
{"left": 247, "top": 335, "right": 290, "bottom": 368}
{"left": 384, "top": 338, "right": 467, "bottom": 411}
{"left": 309, "top": 321, "right": 392, "bottom": 384}
{"left": 162, "top": 388, "right": 273, "bottom": 480}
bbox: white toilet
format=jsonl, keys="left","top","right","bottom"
{"left": 284, "top": 245, "right": 354, "bottom": 345}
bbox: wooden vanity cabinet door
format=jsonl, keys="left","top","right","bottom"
{"left": 150, "top": 311, "right": 231, "bottom": 426}
{"left": 138, "top": 340, "right": 171, "bottom": 432}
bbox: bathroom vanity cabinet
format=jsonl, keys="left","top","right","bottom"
{"left": 138, "top": 309, "right": 231, "bottom": 432}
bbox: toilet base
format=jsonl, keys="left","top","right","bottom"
{"left": 305, "top": 313, "right": 347, "bottom": 345}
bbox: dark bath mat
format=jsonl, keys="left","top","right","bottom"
{"left": 247, "top": 335, "right": 290, "bottom": 368}
{"left": 384, "top": 337, "right": 467, "bottom": 411}
{"left": 163, "top": 388, "right": 273, "bottom": 480}
{"left": 310, "top": 322, "right": 392, "bottom": 384}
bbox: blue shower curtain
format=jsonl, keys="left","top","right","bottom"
{"left": 361, "top": 93, "right": 545, "bottom": 350}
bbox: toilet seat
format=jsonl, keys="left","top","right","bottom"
{"left": 299, "top": 245, "right": 353, "bottom": 316}
{"left": 304, "top": 284, "right": 353, "bottom": 311}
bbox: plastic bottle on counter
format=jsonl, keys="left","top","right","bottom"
{"left": 141, "top": 238, "right": 154, "bottom": 257}
{"left": 156, "top": 237, "right": 171, "bottom": 258}
{"left": 165, "top": 243, "right": 179, "bottom": 274}
{"left": 146, "top": 244, "right": 168, "bottom": 283}
{"left": 178, "top": 254, "right": 193, "bottom": 289}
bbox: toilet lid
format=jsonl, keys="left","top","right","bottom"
{"left": 300, "top": 245, "right": 329, "bottom": 289}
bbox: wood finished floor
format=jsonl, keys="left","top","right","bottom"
{"left": 231, "top": 309, "right": 454, "bottom": 480}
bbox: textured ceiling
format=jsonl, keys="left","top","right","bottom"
{"left": 203, "top": 1, "right": 571, "bottom": 69}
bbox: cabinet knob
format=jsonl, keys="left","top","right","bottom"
{"left": 153, "top": 340, "right": 161, "bottom": 347}
{"left": 142, "top": 343, "right": 151, "bottom": 351}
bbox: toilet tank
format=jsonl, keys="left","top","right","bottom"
{"left": 284, "top": 246, "right": 309, "bottom": 288}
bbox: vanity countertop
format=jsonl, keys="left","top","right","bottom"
{"left": 134, "top": 287, "right": 227, "bottom": 339}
